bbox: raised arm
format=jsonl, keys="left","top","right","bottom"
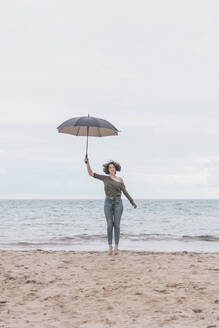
{"left": 84, "top": 157, "right": 94, "bottom": 177}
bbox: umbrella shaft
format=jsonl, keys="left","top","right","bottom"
{"left": 86, "top": 126, "right": 89, "bottom": 157}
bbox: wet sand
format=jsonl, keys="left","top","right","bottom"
{"left": 1, "top": 250, "right": 219, "bottom": 327}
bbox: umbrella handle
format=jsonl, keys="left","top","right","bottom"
{"left": 85, "top": 126, "right": 89, "bottom": 163}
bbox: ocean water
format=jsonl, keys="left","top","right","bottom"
{"left": 0, "top": 199, "right": 219, "bottom": 252}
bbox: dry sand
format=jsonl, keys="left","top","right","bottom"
{"left": 1, "top": 249, "right": 219, "bottom": 328}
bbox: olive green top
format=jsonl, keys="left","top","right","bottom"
{"left": 93, "top": 173, "right": 135, "bottom": 206}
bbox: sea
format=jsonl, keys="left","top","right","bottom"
{"left": 0, "top": 199, "right": 219, "bottom": 252}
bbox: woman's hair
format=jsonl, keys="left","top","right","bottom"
{"left": 102, "top": 160, "right": 121, "bottom": 174}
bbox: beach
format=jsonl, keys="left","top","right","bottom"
{"left": 1, "top": 250, "right": 219, "bottom": 328}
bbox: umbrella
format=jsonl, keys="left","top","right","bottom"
{"left": 57, "top": 114, "right": 121, "bottom": 160}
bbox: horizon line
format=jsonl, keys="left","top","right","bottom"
{"left": 0, "top": 197, "right": 219, "bottom": 200}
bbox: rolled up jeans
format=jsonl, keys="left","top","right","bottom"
{"left": 104, "top": 196, "right": 123, "bottom": 245}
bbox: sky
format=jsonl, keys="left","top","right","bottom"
{"left": 0, "top": 0, "right": 219, "bottom": 199}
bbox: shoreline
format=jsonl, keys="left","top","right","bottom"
{"left": 0, "top": 250, "right": 219, "bottom": 255}
{"left": 1, "top": 248, "right": 219, "bottom": 253}
{"left": 1, "top": 250, "right": 219, "bottom": 327}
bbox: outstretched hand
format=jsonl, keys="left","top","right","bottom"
{"left": 133, "top": 204, "right": 137, "bottom": 208}
{"left": 84, "top": 157, "right": 88, "bottom": 164}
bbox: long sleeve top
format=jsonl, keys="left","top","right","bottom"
{"left": 92, "top": 172, "right": 136, "bottom": 206}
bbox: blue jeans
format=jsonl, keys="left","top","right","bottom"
{"left": 104, "top": 197, "right": 123, "bottom": 245}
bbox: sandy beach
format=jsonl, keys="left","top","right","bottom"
{"left": 1, "top": 250, "right": 219, "bottom": 328}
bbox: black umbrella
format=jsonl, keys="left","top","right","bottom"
{"left": 57, "top": 114, "right": 121, "bottom": 160}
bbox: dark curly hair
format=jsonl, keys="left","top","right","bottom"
{"left": 102, "top": 160, "right": 121, "bottom": 175}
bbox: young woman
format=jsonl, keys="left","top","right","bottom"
{"left": 84, "top": 157, "right": 137, "bottom": 255}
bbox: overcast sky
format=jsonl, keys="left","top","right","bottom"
{"left": 0, "top": 0, "right": 219, "bottom": 199}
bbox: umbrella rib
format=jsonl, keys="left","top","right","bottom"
{"left": 94, "top": 118, "right": 102, "bottom": 137}
{"left": 76, "top": 126, "right": 80, "bottom": 136}
{"left": 97, "top": 126, "right": 101, "bottom": 137}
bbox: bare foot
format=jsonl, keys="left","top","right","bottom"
{"left": 108, "top": 246, "right": 113, "bottom": 255}
{"left": 114, "top": 245, "right": 119, "bottom": 255}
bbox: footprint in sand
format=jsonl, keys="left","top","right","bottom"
{"left": 153, "top": 289, "right": 168, "bottom": 294}
{"left": 192, "top": 308, "right": 202, "bottom": 313}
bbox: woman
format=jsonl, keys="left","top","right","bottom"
{"left": 84, "top": 157, "right": 137, "bottom": 255}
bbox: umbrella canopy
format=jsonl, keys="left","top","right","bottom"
{"left": 57, "top": 114, "right": 121, "bottom": 158}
